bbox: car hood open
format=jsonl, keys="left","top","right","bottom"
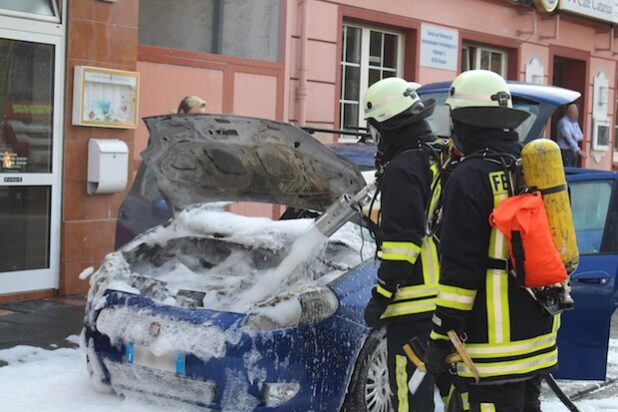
{"left": 141, "top": 114, "right": 366, "bottom": 212}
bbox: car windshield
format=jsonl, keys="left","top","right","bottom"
{"left": 420, "top": 92, "right": 556, "bottom": 143}
{"left": 570, "top": 180, "right": 613, "bottom": 254}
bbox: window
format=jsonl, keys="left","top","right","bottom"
{"left": 461, "top": 43, "right": 507, "bottom": 77}
{"left": 139, "top": 0, "right": 279, "bottom": 62}
{"left": 570, "top": 180, "right": 613, "bottom": 254}
{"left": 0, "top": 0, "right": 60, "bottom": 22}
{"left": 340, "top": 24, "right": 403, "bottom": 133}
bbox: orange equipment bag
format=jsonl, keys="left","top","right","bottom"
{"left": 489, "top": 192, "right": 568, "bottom": 288}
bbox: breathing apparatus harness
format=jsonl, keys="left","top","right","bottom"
{"left": 363, "top": 139, "right": 449, "bottom": 253}
{"left": 461, "top": 148, "right": 574, "bottom": 316}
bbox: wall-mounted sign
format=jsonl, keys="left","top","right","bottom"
{"left": 559, "top": 0, "right": 616, "bottom": 24}
{"left": 534, "top": 0, "right": 559, "bottom": 13}
{"left": 72, "top": 66, "right": 139, "bottom": 129}
{"left": 592, "top": 71, "right": 610, "bottom": 152}
{"left": 420, "top": 24, "right": 459, "bottom": 71}
{"left": 525, "top": 57, "right": 545, "bottom": 84}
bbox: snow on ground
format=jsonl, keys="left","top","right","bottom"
{"left": 0, "top": 338, "right": 616, "bottom": 411}
{"left": 0, "top": 344, "right": 203, "bottom": 412}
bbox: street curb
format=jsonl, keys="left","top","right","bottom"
{"left": 570, "top": 376, "right": 618, "bottom": 400}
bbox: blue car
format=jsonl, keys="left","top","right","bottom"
{"left": 86, "top": 114, "right": 389, "bottom": 411}
{"left": 88, "top": 83, "right": 617, "bottom": 411}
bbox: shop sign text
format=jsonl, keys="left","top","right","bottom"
{"left": 420, "top": 24, "right": 459, "bottom": 71}
{"left": 559, "top": 0, "right": 617, "bottom": 24}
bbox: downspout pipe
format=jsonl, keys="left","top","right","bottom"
{"left": 297, "top": 0, "right": 309, "bottom": 126}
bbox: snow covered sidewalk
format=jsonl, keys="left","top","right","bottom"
{"left": 0, "top": 336, "right": 616, "bottom": 411}
{"left": 0, "top": 338, "right": 202, "bottom": 412}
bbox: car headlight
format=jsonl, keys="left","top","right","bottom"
{"left": 244, "top": 287, "right": 339, "bottom": 331}
{"left": 263, "top": 382, "right": 300, "bottom": 407}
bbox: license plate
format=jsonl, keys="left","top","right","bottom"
{"left": 125, "top": 343, "right": 185, "bottom": 374}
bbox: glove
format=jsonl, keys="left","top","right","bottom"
{"left": 425, "top": 339, "right": 454, "bottom": 376}
{"left": 364, "top": 297, "right": 387, "bottom": 328}
{"left": 364, "top": 292, "right": 389, "bottom": 328}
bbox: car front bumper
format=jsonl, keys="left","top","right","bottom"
{"left": 86, "top": 290, "right": 368, "bottom": 411}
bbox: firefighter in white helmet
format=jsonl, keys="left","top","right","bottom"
{"left": 362, "top": 77, "right": 445, "bottom": 411}
{"left": 425, "top": 70, "right": 556, "bottom": 412}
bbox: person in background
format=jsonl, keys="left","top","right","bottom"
{"left": 557, "top": 103, "right": 585, "bottom": 167}
{"left": 177, "top": 95, "right": 207, "bottom": 114}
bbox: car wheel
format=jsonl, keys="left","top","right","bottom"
{"left": 342, "top": 328, "right": 393, "bottom": 412}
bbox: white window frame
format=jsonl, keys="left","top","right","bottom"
{"left": 0, "top": 0, "right": 61, "bottom": 24}
{"left": 0, "top": 8, "right": 65, "bottom": 294}
{"left": 340, "top": 23, "right": 405, "bottom": 139}
{"left": 462, "top": 42, "right": 508, "bottom": 78}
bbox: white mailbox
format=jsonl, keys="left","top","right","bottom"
{"left": 87, "top": 139, "right": 129, "bottom": 194}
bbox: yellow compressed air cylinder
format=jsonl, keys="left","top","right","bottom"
{"left": 521, "top": 139, "right": 579, "bottom": 274}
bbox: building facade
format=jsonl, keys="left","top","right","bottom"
{"left": 0, "top": 0, "right": 617, "bottom": 302}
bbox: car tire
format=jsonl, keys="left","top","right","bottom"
{"left": 341, "top": 327, "right": 393, "bottom": 412}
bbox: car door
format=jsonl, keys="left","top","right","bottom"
{"left": 556, "top": 175, "right": 618, "bottom": 380}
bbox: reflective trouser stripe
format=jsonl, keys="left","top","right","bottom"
{"left": 480, "top": 403, "right": 496, "bottom": 412}
{"left": 395, "top": 354, "right": 409, "bottom": 412}
{"left": 392, "top": 284, "right": 437, "bottom": 301}
{"left": 437, "top": 284, "right": 477, "bottom": 311}
{"left": 421, "top": 236, "right": 439, "bottom": 285}
{"left": 379, "top": 241, "right": 421, "bottom": 265}
{"left": 381, "top": 300, "right": 436, "bottom": 319}
{"left": 465, "top": 332, "right": 556, "bottom": 358}
{"left": 461, "top": 392, "right": 470, "bottom": 411}
{"left": 458, "top": 349, "right": 558, "bottom": 378}
{"left": 487, "top": 188, "right": 510, "bottom": 344}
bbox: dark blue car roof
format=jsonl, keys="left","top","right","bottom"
{"left": 328, "top": 142, "right": 376, "bottom": 168}
{"left": 329, "top": 145, "right": 617, "bottom": 180}
{"left": 418, "top": 81, "right": 581, "bottom": 106}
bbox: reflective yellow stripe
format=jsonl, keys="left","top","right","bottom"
{"left": 395, "top": 355, "right": 409, "bottom": 412}
{"left": 381, "top": 300, "right": 436, "bottom": 318}
{"left": 437, "top": 284, "right": 476, "bottom": 311}
{"left": 552, "top": 313, "right": 561, "bottom": 333}
{"left": 465, "top": 332, "right": 556, "bottom": 358}
{"left": 421, "top": 236, "right": 439, "bottom": 285}
{"left": 458, "top": 349, "right": 558, "bottom": 378}
{"left": 375, "top": 285, "right": 393, "bottom": 299}
{"left": 393, "top": 284, "right": 437, "bottom": 301}
{"left": 379, "top": 241, "right": 421, "bottom": 264}
{"left": 487, "top": 172, "right": 510, "bottom": 344}
{"left": 428, "top": 161, "right": 442, "bottom": 219}
{"left": 481, "top": 403, "right": 496, "bottom": 412}
{"left": 430, "top": 330, "right": 449, "bottom": 341}
{"left": 461, "top": 392, "right": 470, "bottom": 411}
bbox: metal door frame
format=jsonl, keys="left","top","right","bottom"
{"left": 0, "top": 20, "right": 64, "bottom": 295}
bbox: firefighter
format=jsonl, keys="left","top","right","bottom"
{"left": 362, "top": 77, "right": 442, "bottom": 411}
{"left": 425, "top": 70, "right": 558, "bottom": 412}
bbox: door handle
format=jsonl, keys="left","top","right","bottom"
{"left": 575, "top": 276, "right": 609, "bottom": 285}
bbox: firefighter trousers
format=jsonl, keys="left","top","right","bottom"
{"left": 462, "top": 375, "right": 543, "bottom": 412}
{"left": 387, "top": 319, "right": 446, "bottom": 412}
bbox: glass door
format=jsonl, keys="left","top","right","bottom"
{"left": 0, "top": 28, "right": 62, "bottom": 294}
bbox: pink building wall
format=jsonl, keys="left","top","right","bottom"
{"left": 135, "top": 0, "right": 618, "bottom": 180}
